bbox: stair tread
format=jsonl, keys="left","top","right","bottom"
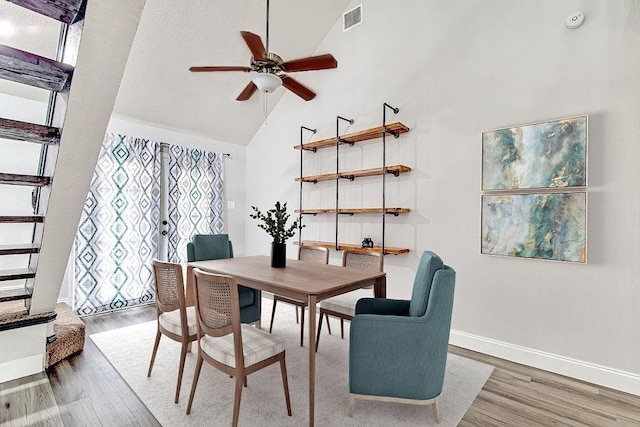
{"left": 5, "top": 0, "right": 84, "bottom": 24}
{"left": 0, "top": 286, "right": 33, "bottom": 301}
{"left": 0, "top": 44, "right": 74, "bottom": 92}
{"left": 0, "top": 118, "right": 60, "bottom": 145}
{"left": 0, "top": 173, "right": 51, "bottom": 187}
{"left": 0, "top": 268, "right": 36, "bottom": 281}
{"left": 0, "top": 215, "right": 44, "bottom": 223}
{"left": 0, "top": 244, "right": 40, "bottom": 255}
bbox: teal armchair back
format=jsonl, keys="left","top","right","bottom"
{"left": 348, "top": 251, "right": 455, "bottom": 421}
{"left": 187, "top": 234, "right": 261, "bottom": 324}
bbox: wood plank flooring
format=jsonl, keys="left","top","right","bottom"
{"left": 1, "top": 303, "right": 639, "bottom": 426}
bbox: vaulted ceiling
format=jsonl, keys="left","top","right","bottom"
{"left": 0, "top": 0, "right": 353, "bottom": 145}
{"left": 113, "top": 0, "right": 352, "bottom": 145}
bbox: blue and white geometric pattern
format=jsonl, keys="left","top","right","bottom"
{"left": 167, "top": 145, "right": 224, "bottom": 263}
{"left": 74, "top": 134, "right": 161, "bottom": 316}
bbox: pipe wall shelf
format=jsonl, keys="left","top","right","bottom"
{"left": 295, "top": 240, "right": 410, "bottom": 255}
{"left": 296, "top": 165, "right": 411, "bottom": 183}
{"left": 294, "top": 122, "right": 410, "bottom": 151}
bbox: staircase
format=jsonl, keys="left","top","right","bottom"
{"left": 0, "top": 0, "right": 83, "bottom": 333}
{"left": 0, "top": 0, "right": 146, "bottom": 382}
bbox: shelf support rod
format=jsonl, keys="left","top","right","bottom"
{"left": 382, "top": 103, "right": 399, "bottom": 256}
{"left": 299, "top": 125, "right": 316, "bottom": 246}
{"left": 336, "top": 116, "right": 354, "bottom": 250}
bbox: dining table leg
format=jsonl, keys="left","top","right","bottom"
{"left": 308, "top": 294, "right": 317, "bottom": 427}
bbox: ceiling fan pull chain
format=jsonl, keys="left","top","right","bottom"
{"left": 263, "top": 92, "right": 269, "bottom": 123}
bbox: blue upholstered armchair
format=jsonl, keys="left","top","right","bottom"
{"left": 186, "top": 234, "right": 262, "bottom": 325}
{"left": 348, "top": 251, "right": 455, "bottom": 423}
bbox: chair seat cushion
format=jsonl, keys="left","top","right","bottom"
{"left": 159, "top": 306, "right": 197, "bottom": 336}
{"left": 200, "top": 324, "right": 285, "bottom": 368}
{"left": 320, "top": 289, "right": 373, "bottom": 317}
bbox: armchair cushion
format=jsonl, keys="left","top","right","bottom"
{"left": 409, "top": 251, "right": 443, "bottom": 317}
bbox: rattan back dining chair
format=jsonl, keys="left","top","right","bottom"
{"left": 186, "top": 269, "right": 292, "bottom": 426}
{"left": 269, "top": 245, "right": 329, "bottom": 346}
{"left": 315, "top": 250, "right": 383, "bottom": 351}
{"left": 147, "top": 260, "right": 197, "bottom": 403}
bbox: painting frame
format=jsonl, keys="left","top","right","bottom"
{"left": 482, "top": 115, "right": 588, "bottom": 192}
{"left": 480, "top": 192, "right": 587, "bottom": 263}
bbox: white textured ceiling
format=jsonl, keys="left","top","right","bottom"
{"left": 113, "top": 0, "right": 352, "bottom": 145}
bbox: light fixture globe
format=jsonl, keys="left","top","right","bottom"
{"left": 252, "top": 72, "right": 282, "bottom": 93}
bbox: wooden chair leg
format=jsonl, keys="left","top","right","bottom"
{"left": 432, "top": 398, "right": 440, "bottom": 423}
{"left": 348, "top": 394, "right": 355, "bottom": 416}
{"left": 299, "top": 305, "right": 305, "bottom": 347}
{"left": 232, "top": 375, "right": 244, "bottom": 427}
{"left": 175, "top": 339, "right": 189, "bottom": 403}
{"left": 147, "top": 330, "right": 162, "bottom": 377}
{"left": 186, "top": 355, "right": 204, "bottom": 415}
{"left": 315, "top": 312, "right": 324, "bottom": 352}
{"left": 279, "top": 358, "right": 292, "bottom": 416}
{"left": 269, "top": 298, "right": 278, "bottom": 333}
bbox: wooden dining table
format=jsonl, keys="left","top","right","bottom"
{"left": 186, "top": 255, "right": 386, "bottom": 427}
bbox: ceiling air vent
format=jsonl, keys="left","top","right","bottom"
{"left": 343, "top": 4, "right": 363, "bottom": 32}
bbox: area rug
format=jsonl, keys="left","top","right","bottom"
{"left": 91, "top": 300, "right": 493, "bottom": 426}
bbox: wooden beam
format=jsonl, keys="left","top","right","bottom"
{"left": 0, "top": 173, "right": 51, "bottom": 187}
{"left": 5, "top": 0, "right": 84, "bottom": 24}
{"left": 0, "top": 44, "right": 74, "bottom": 92}
{"left": 0, "top": 118, "right": 60, "bottom": 145}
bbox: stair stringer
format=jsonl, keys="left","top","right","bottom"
{"left": 30, "top": 0, "right": 147, "bottom": 315}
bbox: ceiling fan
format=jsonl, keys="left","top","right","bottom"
{"left": 189, "top": 0, "right": 338, "bottom": 101}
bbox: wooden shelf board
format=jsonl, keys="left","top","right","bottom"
{"left": 296, "top": 207, "right": 410, "bottom": 215}
{"left": 295, "top": 240, "right": 410, "bottom": 255}
{"left": 294, "top": 122, "right": 410, "bottom": 151}
{"left": 296, "top": 165, "right": 411, "bottom": 182}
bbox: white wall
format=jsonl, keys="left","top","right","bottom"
{"left": 245, "top": 0, "right": 640, "bottom": 394}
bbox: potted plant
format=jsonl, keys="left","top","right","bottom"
{"left": 250, "top": 201, "right": 303, "bottom": 268}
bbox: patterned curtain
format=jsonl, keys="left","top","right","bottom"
{"left": 74, "top": 134, "right": 161, "bottom": 315}
{"left": 167, "top": 145, "right": 224, "bottom": 263}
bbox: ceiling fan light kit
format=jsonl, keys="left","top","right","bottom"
{"left": 189, "top": 0, "right": 337, "bottom": 102}
{"left": 252, "top": 72, "right": 282, "bottom": 93}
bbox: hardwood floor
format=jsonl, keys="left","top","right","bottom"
{"left": 2, "top": 303, "right": 639, "bottom": 426}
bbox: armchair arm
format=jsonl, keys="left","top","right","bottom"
{"left": 355, "top": 298, "right": 410, "bottom": 316}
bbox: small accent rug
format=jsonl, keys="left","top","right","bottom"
{"left": 91, "top": 300, "right": 493, "bottom": 426}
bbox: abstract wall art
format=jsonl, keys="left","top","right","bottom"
{"left": 481, "top": 192, "right": 587, "bottom": 263}
{"left": 482, "top": 115, "right": 587, "bottom": 191}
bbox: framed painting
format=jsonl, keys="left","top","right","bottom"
{"left": 482, "top": 115, "right": 587, "bottom": 191}
{"left": 481, "top": 192, "right": 587, "bottom": 263}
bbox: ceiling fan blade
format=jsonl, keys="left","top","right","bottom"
{"left": 281, "top": 75, "right": 316, "bottom": 101}
{"left": 236, "top": 81, "right": 258, "bottom": 101}
{"left": 241, "top": 31, "right": 267, "bottom": 61}
{"left": 280, "top": 54, "right": 338, "bottom": 72}
{"left": 189, "top": 66, "right": 252, "bottom": 72}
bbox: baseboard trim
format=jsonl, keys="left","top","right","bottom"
{"left": 450, "top": 330, "right": 640, "bottom": 396}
